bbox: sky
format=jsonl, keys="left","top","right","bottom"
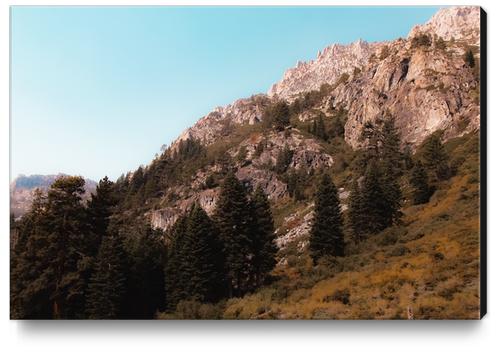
{"left": 9, "top": 5, "right": 444, "bottom": 183}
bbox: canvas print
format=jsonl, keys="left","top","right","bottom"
{"left": 10, "top": 6, "right": 484, "bottom": 320}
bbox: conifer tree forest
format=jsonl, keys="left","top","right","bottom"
{"left": 10, "top": 68, "right": 480, "bottom": 320}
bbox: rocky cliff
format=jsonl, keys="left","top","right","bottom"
{"left": 151, "top": 5, "right": 481, "bottom": 235}
{"left": 10, "top": 174, "right": 98, "bottom": 218}
{"left": 267, "top": 39, "right": 385, "bottom": 100}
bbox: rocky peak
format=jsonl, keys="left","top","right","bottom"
{"left": 267, "top": 38, "right": 384, "bottom": 100}
{"left": 408, "top": 6, "right": 480, "bottom": 45}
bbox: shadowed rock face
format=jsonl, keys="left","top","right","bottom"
{"left": 236, "top": 166, "right": 288, "bottom": 198}
{"left": 336, "top": 47, "right": 478, "bottom": 150}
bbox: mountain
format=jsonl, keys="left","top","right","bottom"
{"left": 151, "top": 5, "right": 481, "bottom": 233}
{"left": 10, "top": 174, "right": 98, "bottom": 218}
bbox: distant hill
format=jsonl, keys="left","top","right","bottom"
{"left": 10, "top": 174, "right": 98, "bottom": 218}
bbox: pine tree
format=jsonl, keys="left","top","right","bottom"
{"left": 346, "top": 180, "right": 366, "bottom": 244}
{"left": 86, "top": 176, "right": 117, "bottom": 246}
{"left": 315, "top": 113, "right": 327, "bottom": 141}
{"left": 129, "top": 223, "right": 166, "bottom": 319}
{"left": 12, "top": 176, "right": 89, "bottom": 319}
{"left": 381, "top": 110, "right": 404, "bottom": 174}
{"left": 464, "top": 49, "right": 475, "bottom": 68}
{"left": 421, "top": 133, "right": 450, "bottom": 181}
{"left": 360, "top": 162, "right": 387, "bottom": 234}
{"left": 213, "top": 171, "right": 252, "bottom": 298}
{"left": 250, "top": 183, "right": 278, "bottom": 286}
{"left": 180, "top": 204, "right": 224, "bottom": 303}
{"left": 288, "top": 168, "right": 298, "bottom": 198}
{"left": 10, "top": 189, "right": 50, "bottom": 319}
{"left": 379, "top": 161, "right": 404, "bottom": 227}
{"left": 165, "top": 214, "right": 189, "bottom": 311}
{"left": 411, "top": 160, "right": 431, "bottom": 205}
{"left": 312, "top": 120, "right": 317, "bottom": 136}
{"left": 273, "top": 101, "right": 291, "bottom": 131}
{"left": 236, "top": 146, "right": 248, "bottom": 165}
{"left": 276, "top": 143, "right": 293, "bottom": 174}
{"left": 85, "top": 232, "right": 127, "bottom": 319}
{"left": 309, "top": 172, "right": 345, "bottom": 264}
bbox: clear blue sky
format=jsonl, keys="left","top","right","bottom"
{"left": 10, "top": 6, "right": 442, "bottom": 183}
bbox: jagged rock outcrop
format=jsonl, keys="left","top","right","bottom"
{"left": 172, "top": 95, "right": 268, "bottom": 148}
{"left": 336, "top": 46, "right": 478, "bottom": 149}
{"left": 151, "top": 208, "right": 181, "bottom": 232}
{"left": 235, "top": 166, "right": 288, "bottom": 198}
{"left": 10, "top": 174, "right": 97, "bottom": 218}
{"left": 408, "top": 6, "right": 480, "bottom": 46}
{"left": 268, "top": 39, "right": 386, "bottom": 100}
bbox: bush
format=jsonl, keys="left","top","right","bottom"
{"left": 323, "top": 288, "right": 350, "bottom": 304}
{"left": 386, "top": 244, "right": 410, "bottom": 257}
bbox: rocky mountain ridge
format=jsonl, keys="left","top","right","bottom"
{"left": 150, "top": 5, "right": 481, "bottom": 234}
{"left": 171, "top": 6, "right": 480, "bottom": 152}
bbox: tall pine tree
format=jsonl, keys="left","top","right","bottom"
{"left": 250, "top": 183, "right": 278, "bottom": 286}
{"left": 309, "top": 172, "right": 345, "bottom": 264}
{"left": 165, "top": 213, "right": 189, "bottom": 311}
{"left": 180, "top": 204, "right": 224, "bottom": 303}
{"left": 85, "top": 231, "right": 127, "bottom": 319}
{"left": 346, "top": 180, "right": 366, "bottom": 244}
{"left": 411, "top": 160, "right": 431, "bottom": 205}
{"left": 379, "top": 161, "right": 404, "bottom": 227}
{"left": 360, "top": 162, "right": 387, "bottom": 234}
{"left": 213, "top": 171, "right": 252, "bottom": 298}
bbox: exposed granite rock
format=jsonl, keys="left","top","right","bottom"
{"left": 408, "top": 6, "right": 480, "bottom": 46}
{"left": 235, "top": 166, "right": 288, "bottom": 198}
{"left": 275, "top": 209, "right": 314, "bottom": 251}
{"left": 268, "top": 38, "right": 385, "bottom": 100}
{"left": 172, "top": 95, "right": 268, "bottom": 148}
{"left": 336, "top": 48, "right": 478, "bottom": 150}
{"left": 151, "top": 208, "right": 181, "bottom": 232}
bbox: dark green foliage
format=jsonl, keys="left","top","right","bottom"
{"left": 86, "top": 176, "right": 117, "bottom": 245}
{"left": 379, "top": 161, "right": 404, "bottom": 227}
{"left": 315, "top": 112, "right": 327, "bottom": 140}
{"left": 288, "top": 168, "right": 298, "bottom": 198}
{"left": 381, "top": 110, "right": 404, "bottom": 174}
{"left": 464, "top": 49, "right": 475, "bottom": 68}
{"left": 165, "top": 214, "right": 189, "bottom": 311}
{"left": 180, "top": 204, "right": 224, "bottom": 303}
{"left": 411, "top": 34, "right": 432, "bottom": 49}
{"left": 421, "top": 133, "right": 451, "bottom": 181}
{"left": 205, "top": 173, "right": 218, "bottom": 189}
{"left": 11, "top": 176, "right": 89, "bottom": 319}
{"left": 254, "top": 140, "right": 265, "bottom": 158}
{"left": 85, "top": 232, "right": 127, "bottom": 319}
{"left": 275, "top": 143, "right": 293, "bottom": 174}
{"left": 272, "top": 101, "right": 291, "bottom": 131}
{"left": 435, "top": 37, "right": 446, "bottom": 50}
{"left": 250, "top": 183, "right": 278, "bottom": 286}
{"left": 359, "top": 162, "right": 388, "bottom": 234}
{"left": 129, "top": 223, "right": 166, "bottom": 319}
{"left": 213, "top": 171, "right": 253, "bottom": 298}
{"left": 411, "top": 160, "right": 431, "bottom": 205}
{"left": 346, "top": 180, "right": 365, "bottom": 244}
{"left": 309, "top": 173, "right": 345, "bottom": 264}
{"left": 236, "top": 146, "right": 248, "bottom": 164}
{"left": 216, "top": 146, "right": 233, "bottom": 174}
